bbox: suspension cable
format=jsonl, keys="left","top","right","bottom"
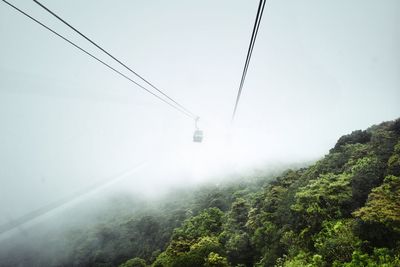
{"left": 231, "top": 0, "right": 266, "bottom": 122}
{"left": 0, "top": 162, "right": 146, "bottom": 235}
{"left": 1, "top": 0, "right": 195, "bottom": 119}
{"left": 33, "top": 0, "right": 198, "bottom": 120}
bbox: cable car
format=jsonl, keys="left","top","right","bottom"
{"left": 193, "top": 117, "right": 203, "bottom": 143}
{"left": 193, "top": 129, "right": 203, "bottom": 142}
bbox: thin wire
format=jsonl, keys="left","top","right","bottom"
{"left": 33, "top": 0, "right": 198, "bottom": 120}
{"left": 1, "top": 0, "right": 194, "bottom": 119}
{"left": 0, "top": 163, "right": 146, "bottom": 235}
{"left": 232, "top": 0, "right": 266, "bottom": 122}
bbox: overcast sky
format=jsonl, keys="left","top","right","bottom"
{"left": 0, "top": 0, "right": 399, "bottom": 227}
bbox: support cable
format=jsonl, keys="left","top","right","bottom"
{"left": 33, "top": 0, "right": 198, "bottom": 119}
{"left": 231, "top": 0, "right": 266, "bottom": 122}
{"left": 1, "top": 0, "right": 195, "bottom": 119}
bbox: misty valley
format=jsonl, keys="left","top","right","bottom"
{"left": 1, "top": 0, "right": 399, "bottom": 266}
{"left": 1, "top": 119, "right": 399, "bottom": 266}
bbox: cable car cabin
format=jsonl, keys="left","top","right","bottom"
{"left": 193, "top": 130, "right": 203, "bottom": 142}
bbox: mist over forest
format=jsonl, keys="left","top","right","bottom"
{"left": 1, "top": 0, "right": 400, "bottom": 266}
{"left": 1, "top": 119, "right": 400, "bottom": 266}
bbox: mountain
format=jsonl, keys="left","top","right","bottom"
{"left": 132, "top": 118, "right": 400, "bottom": 267}
{"left": 1, "top": 118, "right": 399, "bottom": 267}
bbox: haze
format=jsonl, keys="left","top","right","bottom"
{"left": 0, "top": 0, "right": 399, "bottom": 236}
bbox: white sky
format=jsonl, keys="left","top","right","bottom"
{"left": 0, "top": 0, "right": 399, "bottom": 225}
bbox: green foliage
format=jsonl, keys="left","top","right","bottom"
{"left": 119, "top": 257, "right": 147, "bottom": 267}
{"left": 204, "top": 252, "right": 229, "bottom": 267}
{"left": 102, "top": 119, "right": 400, "bottom": 266}
{"left": 313, "top": 220, "right": 360, "bottom": 264}
{"left": 61, "top": 118, "right": 400, "bottom": 267}
{"left": 331, "top": 130, "right": 371, "bottom": 153}
{"left": 154, "top": 236, "right": 224, "bottom": 267}
{"left": 279, "top": 230, "right": 304, "bottom": 257}
{"left": 348, "top": 156, "right": 383, "bottom": 208}
{"left": 353, "top": 175, "right": 400, "bottom": 232}
{"left": 370, "top": 128, "right": 398, "bottom": 163}
{"left": 173, "top": 208, "right": 225, "bottom": 240}
{"left": 291, "top": 172, "right": 352, "bottom": 228}
{"left": 275, "top": 251, "right": 324, "bottom": 267}
{"left": 227, "top": 198, "right": 249, "bottom": 229}
{"left": 223, "top": 231, "right": 253, "bottom": 266}
{"left": 5, "top": 118, "right": 400, "bottom": 267}
{"left": 251, "top": 220, "right": 279, "bottom": 253}
{"left": 342, "top": 248, "right": 400, "bottom": 267}
{"left": 387, "top": 141, "right": 400, "bottom": 176}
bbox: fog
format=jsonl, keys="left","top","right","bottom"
{"left": 0, "top": 0, "right": 399, "bottom": 245}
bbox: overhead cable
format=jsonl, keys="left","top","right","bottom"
{"left": 1, "top": 0, "right": 195, "bottom": 119}
{"left": 231, "top": 0, "right": 266, "bottom": 122}
{"left": 0, "top": 163, "right": 146, "bottom": 235}
{"left": 33, "top": 0, "right": 198, "bottom": 120}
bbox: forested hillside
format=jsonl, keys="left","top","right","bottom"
{"left": 1, "top": 119, "right": 400, "bottom": 267}
{"left": 120, "top": 119, "right": 400, "bottom": 267}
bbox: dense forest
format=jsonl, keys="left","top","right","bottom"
{"left": 119, "top": 118, "right": 400, "bottom": 267}
{"left": 1, "top": 118, "right": 400, "bottom": 267}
